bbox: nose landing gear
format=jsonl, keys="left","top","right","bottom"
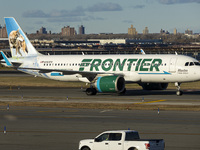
{"left": 175, "top": 82, "right": 183, "bottom": 96}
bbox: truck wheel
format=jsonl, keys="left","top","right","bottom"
{"left": 81, "top": 147, "right": 90, "bottom": 150}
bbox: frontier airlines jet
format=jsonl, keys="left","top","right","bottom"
{"left": 1, "top": 17, "right": 200, "bottom": 96}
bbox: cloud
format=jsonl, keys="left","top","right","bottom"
{"left": 47, "top": 17, "right": 82, "bottom": 23}
{"left": 87, "top": 2, "right": 122, "bottom": 12}
{"left": 22, "top": 6, "right": 85, "bottom": 18}
{"left": 131, "top": 5, "right": 145, "bottom": 9}
{"left": 83, "top": 16, "right": 104, "bottom": 21}
{"left": 123, "top": 20, "right": 134, "bottom": 24}
{"left": 157, "top": 0, "right": 200, "bottom": 4}
{"left": 22, "top": 10, "right": 49, "bottom": 18}
{"left": 22, "top": 3, "right": 122, "bottom": 23}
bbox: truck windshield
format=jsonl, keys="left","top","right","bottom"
{"left": 125, "top": 132, "right": 140, "bottom": 141}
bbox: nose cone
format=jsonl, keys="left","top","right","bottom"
{"left": 192, "top": 67, "right": 200, "bottom": 81}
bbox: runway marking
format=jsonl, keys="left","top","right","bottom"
{"left": 100, "top": 110, "right": 112, "bottom": 113}
{"left": 36, "top": 110, "right": 78, "bottom": 113}
{"left": 135, "top": 99, "right": 166, "bottom": 105}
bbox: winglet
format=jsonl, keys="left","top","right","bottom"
{"left": 0, "top": 51, "right": 12, "bottom": 67}
{"left": 140, "top": 49, "right": 146, "bottom": 54}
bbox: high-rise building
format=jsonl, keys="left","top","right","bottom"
{"left": 143, "top": 27, "right": 149, "bottom": 35}
{"left": 61, "top": 26, "right": 76, "bottom": 36}
{"left": 174, "top": 28, "right": 177, "bottom": 35}
{"left": 0, "top": 25, "right": 7, "bottom": 38}
{"left": 185, "top": 29, "right": 193, "bottom": 35}
{"left": 128, "top": 25, "right": 137, "bottom": 35}
{"left": 39, "top": 27, "right": 47, "bottom": 34}
{"left": 79, "top": 25, "right": 85, "bottom": 35}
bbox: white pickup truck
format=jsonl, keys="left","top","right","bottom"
{"left": 79, "top": 130, "right": 165, "bottom": 150}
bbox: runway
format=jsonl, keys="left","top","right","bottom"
{"left": 0, "top": 87, "right": 200, "bottom": 107}
{"left": 0, "top": 87, "right": 200, "bottom": 150}
{"left": 0, "top": 106, "right": 199, "bottom": 150}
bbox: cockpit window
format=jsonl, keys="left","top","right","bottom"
{"left": 194, "top": 62, "right": 200, "bottom": 66}
{"left": 189, "top": 62, "right": 194, "bottom": 66}
{"left": 185, "top": 62, "right": 200, "bottom": 66}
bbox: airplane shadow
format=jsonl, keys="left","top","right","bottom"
{"left": 86, "top": 89, "right": 200, "bottom": 96}
{"left": 124, "top": 89, "right": 200, "bottom": 96}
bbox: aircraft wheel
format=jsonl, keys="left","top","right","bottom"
{"left": 92, "top": 88, "right": 97, "bottom": 95}
{"left": 86, "top": 88, "right": 97, "bottom": 95}
{"left": 176, "top": 90, "right": 183, "bottom": 96}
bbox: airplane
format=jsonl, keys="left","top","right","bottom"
{"left": 1, "top": 17, "right": 200, "bottom": 96}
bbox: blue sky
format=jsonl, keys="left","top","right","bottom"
{"left": 0, "top": 0, "right": 199, "bottom": 34}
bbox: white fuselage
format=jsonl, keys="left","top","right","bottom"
{"left": 16, "top": 54, "right": 200, "bottom": 83}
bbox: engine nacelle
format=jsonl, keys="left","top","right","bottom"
{"left": 95, "top": 76, "right": 125, "bottom": 93}
{"left": 141, "top": 83, "right": 168, "bottom": 90}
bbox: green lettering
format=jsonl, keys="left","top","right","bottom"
{"left": 150, "top": 59, "right": 162, "bottom": 71}
{"left": 140, "top": 59, "right": 152, "bottom": 71}
{"left": 113, "top": 59, "right": 127, "bottom": 71}
{"left": 127, "top": 59, "right": 137, "bottom": 71}
{"left": 102, "top": 59, "right": 113, "bottom": 71}
{"left": 90, "top": 59, "right": 102, "bottom": 71}
{"left": 79, "top": 59, "right": 92, "bottom": 71}
{"left": 135, "top": 59, "right": 142, "bottom": 71}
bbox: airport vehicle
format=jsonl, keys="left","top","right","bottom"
{"left": 79, "top": 130, "right": 165, "bottom": 150}
{"left": 1, "top": 17, "right": 200, "bottom": 96}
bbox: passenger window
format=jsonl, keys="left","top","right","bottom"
{"left": 95, "top": 133, "right": 109, "bottom": 142}
{"left": 125, "top": 132, "right": 140, "bottom": 141}
{"left": 109, "top": 133, "right": 122, "bottom": 141}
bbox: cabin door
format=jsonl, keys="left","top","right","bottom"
{"left": 169, "top": 58, "right": 177, "bottom": 72}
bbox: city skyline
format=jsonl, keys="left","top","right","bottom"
{"left": 0, "top": 0, "right": 199, "bottom": 34}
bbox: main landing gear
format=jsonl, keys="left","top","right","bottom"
{"left": 175, "top": 82, "right": 183, "bottom": 96}
{"left": 86, "top": 87, "right": 97, "bottom": 95}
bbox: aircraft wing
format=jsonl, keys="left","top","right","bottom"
{"left": 18, "top": 67, "right": 123, "bottom": 81}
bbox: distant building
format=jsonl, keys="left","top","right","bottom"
{"left": 160, "top": 29, "right": 169, "bottom": 35}
{"left": 79, "top": 25, "right": 85, "bottom": 35}
{"left": 185, "top": 29, "right": 193, "bottom": 35}
{"left": 37, "top": 27, "right": 47, "bottom": 34}
{"left": 174, "top": 28, "right": 177, "bottom": 35}
{"left": 128, "top": 25, "right": 137, "bottom": 35}
{"left": 0, "top": 25, "right": 7, "bottom": 38}
{"left": 143, "top": 27, "right": 149, "bottom": 35}
{"left": 61, "top": 26, "right": 76, "bottom": 36}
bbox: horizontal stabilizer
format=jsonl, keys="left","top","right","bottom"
{"left": 0, "top": 51, "right": 12, "bottom": 67}
{"left": 0, "top": 51, "right": 22, "bottom": 67}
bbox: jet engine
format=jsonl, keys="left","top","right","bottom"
{"left": 95, "top": 76, "right": 125, "bottom": 93}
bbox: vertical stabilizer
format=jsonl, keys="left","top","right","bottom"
{"left": 5, "top": 17, "right": 39, "bottom": 57}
